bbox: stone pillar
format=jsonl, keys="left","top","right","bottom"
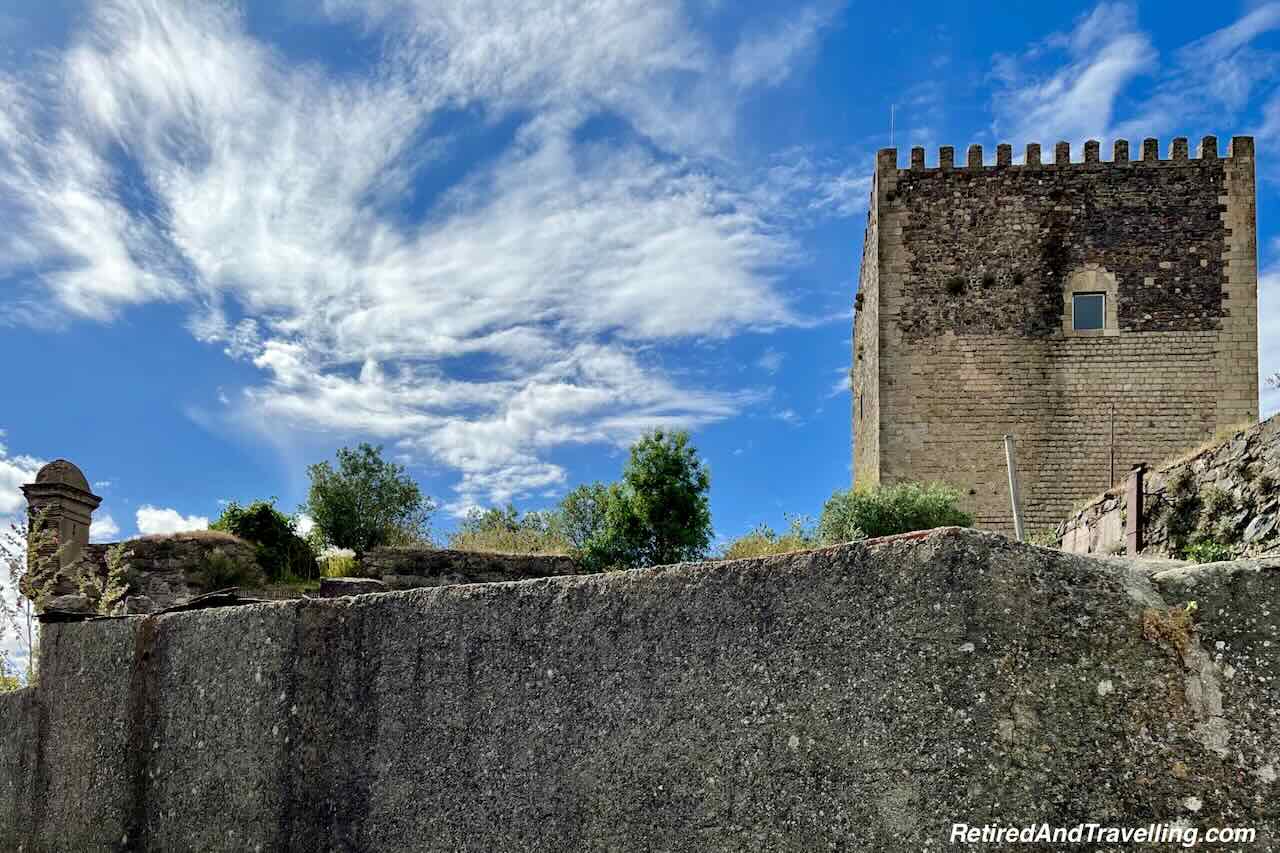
{"left": 1124, "top": 465, "right": 1144, "bottom": 557}
{"left": 20, "top": 460, "right": 102, "bottom": 608}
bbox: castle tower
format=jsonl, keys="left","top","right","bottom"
{"left": 21, "top": 459, "right": 102, "bottom": 570}
{"left": 852, "top": 136, "right": 1259, "bottom": 533}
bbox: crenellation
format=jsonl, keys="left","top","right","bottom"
{"left": 885, "top": 136, "right": 1248, "bottom": 179}
{"left": 1229, "top": 135, "right": 1254, "bottom": 158}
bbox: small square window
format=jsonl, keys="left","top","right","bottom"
{"left": 1072, "top": 292, "right": 1105, "bottom": 331}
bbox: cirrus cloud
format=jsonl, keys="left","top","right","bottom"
{"left": 0, "top": 0, "right": 838, "bottom": 509}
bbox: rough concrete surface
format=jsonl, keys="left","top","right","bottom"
{"left": 359, "top": 545, "right": 579, "bottom": 585}
{"left": 1, "top": 528, "right": 1276, "bottom": 851}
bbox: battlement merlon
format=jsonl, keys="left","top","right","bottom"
{"left": 875, "top": 136, "right": 1254, "bottom": 175}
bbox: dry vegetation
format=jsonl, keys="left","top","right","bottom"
{"left": 132, "top": 530, "right": 248, "bottom": 545}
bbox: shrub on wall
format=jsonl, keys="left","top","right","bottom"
{"left": 818, "top": 482, "right": 973, "bottom": 542}
{"left": 190, "top": 547, "right": 266, "bottom": 591}
{"left": 1183, "top": 536, "right": 1234, "bottom": 564}
{"left": 211, "top": 499, "right": 317, "bottom": 581}
{"left": 721, "top": 516, "right": 820, "bottom": 560}
{"left": 448, "top": 505, "right": 572, "bottom": 555}
{"left": 0, "top": 656, "right": 20, "bottom": 693}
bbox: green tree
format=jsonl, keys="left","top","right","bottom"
{"left": 580, "top": 429, "right": 712, "bottom": 569}
{"left": 210, "top": 499, "right": 316, "bottom": 581}
{"left": 303, "top": 443, "right": 435, "bottom": 557}
{"left": 556, "top": 482, "right": 611, "bottom": 551}
{"left": 817, "top": 482, "right": 972, "bottom": 543}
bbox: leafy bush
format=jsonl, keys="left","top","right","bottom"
{"left": 721, "top": 515, "right": 819, "bottom": 560}
{"left": 0, "top": 656, "right": 20, "bottom": 693}
{"left": 818, "top": 482, "right": 972, "bottom": 542}
{"left": 1026, "top": 528, "right": 1061, "bottom": 548}
{"left": 190, "top": 547, "right": 266, "bottom": 591}
{"left": 211, "top": 499, "right": 317, "bottom": 581}
{"left": 1200, "top": 487, "right": 1235, "bottom": 520}
{"left": 448, "top": 504, "right": 571, "bottom": 555}
{"left": 304, "top": 443, "right": 435, "bottom": 556}
{"left": 318, "top": 552, "right": 358, "bottom": 578}
{"left": 1183, "top": 536, "right": 1234, "bottom": 564}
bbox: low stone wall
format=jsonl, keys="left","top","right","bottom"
{"left": 2, "top": 528, "right": 1276, "bottom": 851}
{"left": 52, "top": 539, "right": 579, "bottom": 612}
{"left": 1059, "top": 414, "right": 1280, "bottom": 557}
{"left": 358, "top": 545, "right": 579, "bottom": 588}
{"left": 48, "top": 532, "right": 261, "bottom": 614}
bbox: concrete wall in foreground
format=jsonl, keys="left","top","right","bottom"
{"left": 1, "top": 528, "right": 1277, "bottom": 851}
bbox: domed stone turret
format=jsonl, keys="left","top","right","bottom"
{"left": 33, "top": 459, "right": 92, "bottom": 494}
{"left": 21, "top": 458, "right": 102, "bottom": 579}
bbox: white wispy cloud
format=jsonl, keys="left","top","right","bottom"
{"left": 990, "top": 3, "right": 1155, "bottom": 146}
{"left": 135, "top": 505, "right": 209, "bottom": 536}
{"left": 992, "top": 2, "right": 1280, "bottom": 149}
{"left": 0, "top": 0, "right": 842, "bottom": 508}
{"left": 730, "top": 5, "right": 840, "bottom": 89}
{"left": 756, "top": 348, "right": 785, "bottom": 374}
{"left": 1260, "top": 267, "right": 1280, "bottom": 419}
{"left": 828, "top": 364, "right": 852, "bottom": 397}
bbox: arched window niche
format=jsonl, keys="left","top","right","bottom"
{"left": 1062, "top": 265, "right": 1119, "bottom": 337}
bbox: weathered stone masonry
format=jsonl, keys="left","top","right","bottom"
{"left": 853, "top": 136, "right": 1259, "bottom": 533}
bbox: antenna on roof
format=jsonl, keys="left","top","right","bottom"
{"left": 890, "top": 104, "right": 895, "bottom": 148}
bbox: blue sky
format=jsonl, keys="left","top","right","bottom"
{"left": 3, "top": 0, "right": 1280, "bottom": 555}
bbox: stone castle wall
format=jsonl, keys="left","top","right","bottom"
{"left": 854, "top": 137, "right": 1258, "bottom": 532}
{"left": 852, "top": 179, "right": 881, "bottom": 487}
{"left": 53, "top": 536, "right": 580, "bottom": 615}
{"left": 1060, "top": 414, "right": 1280, "bottom": 557}
{"left": 1, "top": 529, "right": 1276, "bottom": 850}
